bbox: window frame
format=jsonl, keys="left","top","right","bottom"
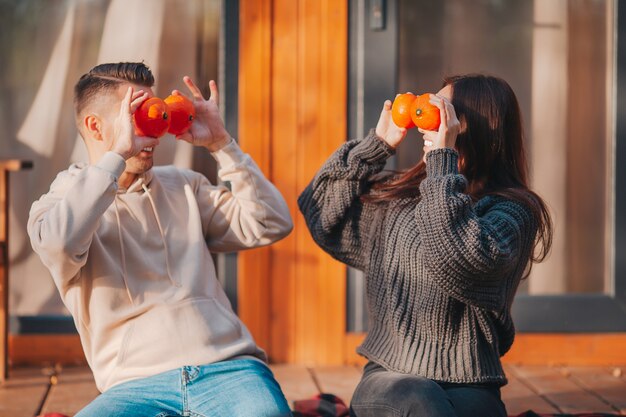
{"left": 348, "top": 0, "right": 626, "bottom": 332}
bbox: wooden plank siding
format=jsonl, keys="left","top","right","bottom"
{"left": 237, "top": 0, "right": 348, "bottom": 364}
{"left": 8, "top": 335, "right": 86, "bottom": 368}
{"left": 237, "top": 0, "right": 274, "bottom": 354}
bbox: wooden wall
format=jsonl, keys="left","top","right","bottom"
{"left": 237, "top": 0, "right": 348, "bottom": 364}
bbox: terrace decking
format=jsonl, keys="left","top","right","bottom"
{"left": 0, "top": 364, "right": 624, "bottom": 416}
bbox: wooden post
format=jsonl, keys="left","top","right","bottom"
{"left": 0, "top": 160, "right": 33, "bottom": 383}
{"left": 238, "top": 0, "right": 348, "bottom": 364}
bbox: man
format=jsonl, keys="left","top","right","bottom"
{"left": 28, "top": 62, "right": 293, "bottom": 416}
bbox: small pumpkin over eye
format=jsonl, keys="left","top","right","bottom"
{"left": 391, "top": 93, "right": 441, "bottom": 131}
{"left": 164, "top": 94, "right": 196, "bottom": 136}
{"left": 133, "top": 97, "right": 171, "bottom": 138}
{"left": 410, "top": 93, "right": 441, "bottom": 131}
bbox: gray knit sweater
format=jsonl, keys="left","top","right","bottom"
{"left": 298, "top": 131, "right": 537, "bottom": 386}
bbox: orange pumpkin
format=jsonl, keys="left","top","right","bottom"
{"left": 164, "top": 94, "right": 196, "bottom": 136}
{"left": 134, "top": 97, "right": 170, "bottom": 138}
{"left": 410, "top": 93, "right": 441, "bottom": 131}
{"left": 391, "top": 93, "right": 416, "bottom": 129}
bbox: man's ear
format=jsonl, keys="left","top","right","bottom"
{"left": 84, "top": 114, "right": 104, "bottom": 141}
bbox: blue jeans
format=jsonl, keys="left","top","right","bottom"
{"left": 350, "top": 362, "right": 507, "bottom": 417}
{"left": 75, "top": 358, "right": 292, "bottom": 417}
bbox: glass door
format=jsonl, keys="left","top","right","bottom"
{"left": 348, "top": 0, "right": 626, "bottom": 332}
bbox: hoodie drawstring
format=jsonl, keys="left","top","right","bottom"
{"left": 142, "top": 184, "right": 178, "bottom": 287}
{"left": 114, "top": 198, "right": 135, "bottom": 305}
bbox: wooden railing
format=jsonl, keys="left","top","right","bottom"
{"left": 0, "top": 160, "right": 32, "bottom": 383}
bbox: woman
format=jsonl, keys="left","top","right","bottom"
{"left": 298, "top": 74, "right": 552, "bottom": 417}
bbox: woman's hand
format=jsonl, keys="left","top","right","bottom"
{"left": 375, "top": 99, "right": 407, "bottom": 149}
{"left": 174, "top": 76, "right": 231, "bottom": 152}
{"left": 418, "top": 94, "right": 461, "bottom": 160}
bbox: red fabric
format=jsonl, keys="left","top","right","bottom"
{"left": 37, "top": 414, "right": 70, "bottom": 417}
{"left": 510, "top": 412, "right": 620, "bottom": 417}
{"left": 293, "top": 393, "right": 349, "bottom": 417}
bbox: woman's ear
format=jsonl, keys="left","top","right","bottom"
{"left": 459, "top": 115, "right": 468, "bottom": 134}
{"left": 84, "top": 114, "right": 104, "bottom": 141}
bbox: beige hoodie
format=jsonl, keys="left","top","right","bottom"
{"left": 28, "top": 139, "right": 293, "bottom": 392}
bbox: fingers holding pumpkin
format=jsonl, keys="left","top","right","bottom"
{"left": 428, "top": 94, "right": 446, "bottom": 124}
{"left": 428, "top": 94, "right": 461, "bottom": 149}
{"left": 375, "top": 100, "right": 392, "bottom": 135}
{"left": 376, "top": 100, "right": 407, "bottom": 149}
{"left": 129, "top": 90, "right": 150, "bottom": 114}
{"left": 380, "top": 99, "right": 392, "bottom": 120}
{"left": 119, "top": 87, "right": 134, "bottom": 116}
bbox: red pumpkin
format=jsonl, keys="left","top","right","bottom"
{"left": 410, "top": 93, "right": 441, "bottom": 131}
{"left": 164, "top": 94, "right": 196, "bottom": 136}
{"left": 391, "top": 93, "right": 417, "bottom": 129}
{"left": 133, "top": 97, "right": 170, "bottom": 138}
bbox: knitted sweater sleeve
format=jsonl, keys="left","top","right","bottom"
{"left": 298, "top": 130, "right": 395, "bottom": 270}
{"left": 416, "top": 148, "right": 536, "bottom": 311}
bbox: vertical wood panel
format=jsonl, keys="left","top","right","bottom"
{"left": 318, "top": 0, "right": 348, "bottom": 365}
{"left": 239, "top": 0, "right": 347, "bottom": 364}
{"left": 295, "top": 0, "right": 323, "bottom": 365}
{"left": 270, "top": 0, "right": 299, "bottom": 363}
{"left": 238, "top": 0, "right": 273, "bottom": 351}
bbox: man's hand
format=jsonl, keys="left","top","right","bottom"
{"left": 173, "top": 77, "right": 231, "bottom": 152}
{"left": 110, "top": 87, "right": 158, "bottom": 160}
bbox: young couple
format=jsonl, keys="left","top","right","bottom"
{"left": 29, "top": 62, "right": 551, "bottom": 417}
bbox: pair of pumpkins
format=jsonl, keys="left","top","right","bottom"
{"left": 134, "top": 95, "right": 196, "bottom": 138}
{"left": 391, "top": 93, "right": 441, "bottom": 131}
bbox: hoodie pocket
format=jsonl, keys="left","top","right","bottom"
{"left": 117, "top": 297, "right": 243, "bottom": 368}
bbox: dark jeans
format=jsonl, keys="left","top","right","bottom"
{"left": 349, "top": 362, "right": 507, "bottom": 417}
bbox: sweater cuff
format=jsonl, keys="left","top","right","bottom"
{"left": 96, "top": 152, "right": 126, "bottom": 179}
{"left": 209, "top": 137, "right": 241, "bottom": 169}
{"left": 351, "top": 129, "right": 395, "bottom": 163}
{"left": 425, "top": 148, "right": 459, "bottom": 177}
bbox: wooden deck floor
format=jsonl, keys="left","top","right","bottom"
{"left": 0, "top": 364, "right": 624, "bottom": 416}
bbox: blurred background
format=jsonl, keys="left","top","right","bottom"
{"left": 0, "top": 0, "right": 222, "bottom": 317}
{"left": 0, "top": 0, "right": 624, "bottom": 369}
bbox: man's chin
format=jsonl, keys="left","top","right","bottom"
{"left": 127, "top": 155, "right": 154, "bottom": 174}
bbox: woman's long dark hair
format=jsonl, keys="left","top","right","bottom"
{"left": 363, "top": 74, "right": 552, "bottom": 270}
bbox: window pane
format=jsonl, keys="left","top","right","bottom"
{"left": 397, "top": 0, "right": 614, "bottom": 294}
{"left": 1, "top": 0, "right": 221, "bottom": 323}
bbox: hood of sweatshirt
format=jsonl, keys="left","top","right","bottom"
{"left": 111, "top": 168, "right": 178, "bottom": 305}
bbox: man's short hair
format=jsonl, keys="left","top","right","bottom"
{"left": 74, "top": 62, "right": 155, "bottom": 117}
